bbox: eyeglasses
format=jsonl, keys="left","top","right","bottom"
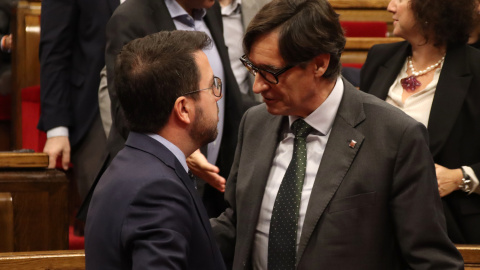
{"left": 183, "top": 76, "right": 222, "bottom": 97}
{"left": 240, "top": 54, "right": 295, "bottom": 84}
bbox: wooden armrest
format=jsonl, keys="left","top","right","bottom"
{"left": 0, "top": 250, "right": 85, "bottom": 269}
{"left": 457, "top": 244, "right": 480, "bottom": 268}
{"left": 0, "top": 152, "right": 48, "bottom": 168}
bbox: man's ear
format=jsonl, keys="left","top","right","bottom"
{"left": 172, "top": 96, "right": 194, "bottom": 125}
{"left": 313, "top": 53, "right": 331, "bottom": 78}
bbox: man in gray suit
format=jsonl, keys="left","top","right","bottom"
{"left": 211, "top": 0, "right": 463, "bottom": 269}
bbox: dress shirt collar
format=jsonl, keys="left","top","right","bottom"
{"left": 147, "top": 133, "right": 189, "bottom": 173}
{"left": 165, "top": 0, "right": 207, "bottom": 26}
{"left": 289, "top": 76, "right": 344, "bottom": 136}
{"left": 221, "top": 0, "right": 242, "bottom": 16}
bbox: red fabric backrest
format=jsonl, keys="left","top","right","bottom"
{"left": 341, "top": 21, "right": 388, "bottom": 38}
{"left": 21, "top": 85, "right": 46, "bottom": 152}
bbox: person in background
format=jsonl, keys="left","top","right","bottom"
{"left": 219, "top": 0, "right": 270, "bottom": 104}
{"left": 360, "top": 0, "right": 480, "bottom": 243}
{"left": 38, "top": 0, "right": 122, "bottom": 203}
{"left": 86, "top": 30, "right": 226, "bottom": 269}
{"left": 469, "top": 0, "right": 480, "bottom": 49}
{"left": 211, "top": 0, "right": 463, "bottom": 269}
{"left": 0, "top": 0, "right": 16, "bottom": 96}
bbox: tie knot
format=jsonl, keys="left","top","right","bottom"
{"left": 291, "top": 119, "right": 312, "bottom": 138}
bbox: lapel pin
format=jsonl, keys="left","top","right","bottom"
{"left": 349, "top": 140, "right": 357, "bottom": 149}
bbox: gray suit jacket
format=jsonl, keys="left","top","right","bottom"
{"left": 212, "top": 79, "right": 463, "bottom": 269}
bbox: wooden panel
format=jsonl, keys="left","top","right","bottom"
{"left": 341, "top": 37, "right": 404, "bottom": 64}
{"left": 0, "top": 250, "right": 85, "bottom": 270}
{"left": 11, "top": 1, "right": 42, "bottom": 149}
{"left": 0, "top": 169, "right": 68, "bottom": 251}
{"left": 0, "top": 192, "right": 14, "bottom": 252}
{"left": 329, "top": 0, "right": 389, "bottom": 9}
{"left": 0, "top": 153, "right": 48, "bottom": 168}
{"left": 457, "top": 245, "right": 480, "bottom": 269}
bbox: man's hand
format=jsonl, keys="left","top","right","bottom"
{"left": 436, "top": 164, "right": 463, "bottom": 197}
{"left": 43, "top": 136, "right": 71, "bottom": 170}
{"left": 187, "top": 149, "right": 226, "bottom": 192}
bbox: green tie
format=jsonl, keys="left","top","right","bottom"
{"left": 268, "top": 119, "right": 313, "bottom": 270}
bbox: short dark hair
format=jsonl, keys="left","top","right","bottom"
{"left": 410, "top": 0, "right": 476, "bottom": 47}
{"left": 243, "top": 0, "right": 345, "bottom": 80}
{"left": 114, "top": 31, "right": 211, "bottom": 133}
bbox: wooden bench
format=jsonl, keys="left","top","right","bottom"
{"left": 0, "top": 152, "right": 69, "bottom": 252}
{"left": 0, "top": 250, "right": 85, "bottom": 270}
{"left": 330, "top": 0, "right": 393, "bottom": 34}
{"left": 0, "top": 245, "right": 478, "bottom": 269}
{"left": 458, "top": 245, "right": 480, "bottom": 269}
{"left": 342, "top": 36, "right": 404, "bottom": 65}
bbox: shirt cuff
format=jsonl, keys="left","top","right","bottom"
{"left": 462, "top": 166, "right": 479, "bottom": 195}
{"left": 47, "top": 126, "right": 69, "bottom": 138}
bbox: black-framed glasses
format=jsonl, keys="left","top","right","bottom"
{"left": 183, "top": 76, "right": 222, "bottom": 97}
{"left": 240, "top": 54, "right": 294, "bottom": 84}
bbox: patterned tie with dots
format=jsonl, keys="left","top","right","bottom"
{"left": 268, "top": 119, "right": 313, "bottom": 270}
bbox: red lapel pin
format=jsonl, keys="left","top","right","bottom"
{"left": 349, "top": 140, "right": 357, "bottom": 149}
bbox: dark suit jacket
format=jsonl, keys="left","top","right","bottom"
{"left": 104, "top": 0, "right": 243, "bottom": 217}
{"left": 38, "top": 0, "right": 119, "bottom": 146}
{"left": 85, "top": 132, "right": 226, "bottom": 270}
{"left": 211, "top": 80, "right": 463, "bottom": 269}
{"left": 360, "top": 41, "right": 480, "bottom": 243}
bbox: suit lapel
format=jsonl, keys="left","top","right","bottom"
{"left": 427, "top": 45, "right": 472, "bottom": 157}
{"left": 296, "top": 83, "right": 365, "bottom": 264}
{"left": 241, "top": 110, "right": 286, "bottom": 258}
{"left": 153, "top": 0, "right": 177, "bottom": 31}
{"left": 368, "top": 42, "right": 410, "bottom": 100}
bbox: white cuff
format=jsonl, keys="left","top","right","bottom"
{"left": 46, "top": 126, "right": 69, "bottom": 138}
{"left": 462, "top": 166, "right": 479, "bottom": 195}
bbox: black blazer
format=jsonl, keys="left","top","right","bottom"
{"left": 360, "top": 41, "right": 480, "bottom": 243}
{"left": 38, "top": 0, "right": 119, "bottom": 146}
{"left": 105, "top": 0, "right": 243, "bottom": 180}
{"left": 85, "top": 132, "right": 226, "bottom": 269}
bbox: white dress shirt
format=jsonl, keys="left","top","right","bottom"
{"left": 252, "top": 77, "right": 344, "bottom": 270}
{"left": 221, "top": 0, "right": 250, "bottom": 95}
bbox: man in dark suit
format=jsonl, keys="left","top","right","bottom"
{"left": 85, "top": 31, "right": 226, "bottom": 269}
{"left": 211, "top": 0, "right": 463, "bottom": 269}
{"left": 101, "top": 0, "right": 244, "bottom": 218}
{"left": 38, "top": 0, "right": 120, "bottom": 200}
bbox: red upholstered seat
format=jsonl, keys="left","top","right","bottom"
{"left": 340, "top": 21, "right": 388, "bottom": 38}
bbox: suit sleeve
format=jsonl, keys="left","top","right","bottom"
{"left": 210, "top": 107, "right": 251, "bottom": 267}
{"left": 121, "top": 177, "right": 194, "bottom": 270}
{"left": 38, "top": 0, "right": 77, "bottom": 131}
{"left": 391, "top": 122, "right": 464, "bottom": 269}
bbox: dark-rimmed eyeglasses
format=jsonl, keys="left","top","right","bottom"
{"left": 240, "top": 54, "right": 294, "bottom": 84}
{"left": 183, "top": 76, "right": 222, "bottom": 97}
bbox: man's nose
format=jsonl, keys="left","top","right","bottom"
{"left": 252, "top": 75, "right": 269, "bottom": 94}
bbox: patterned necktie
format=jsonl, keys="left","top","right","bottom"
{"left": 268, "top": 119, "right": 313, "bottom": 270}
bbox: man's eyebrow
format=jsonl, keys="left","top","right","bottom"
{"left": 256, "top": 63, "right": 283, "bottom": 71}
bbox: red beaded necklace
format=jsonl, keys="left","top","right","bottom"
{"left": 400, "top": 55, "right": 445, "bottom": 92}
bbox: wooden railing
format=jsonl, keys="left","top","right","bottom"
{"left": 0, "top": 245, "right": 479, "bottom": 269}
{"left": 0, "top": 250, "right": 85, "bottom": 270}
